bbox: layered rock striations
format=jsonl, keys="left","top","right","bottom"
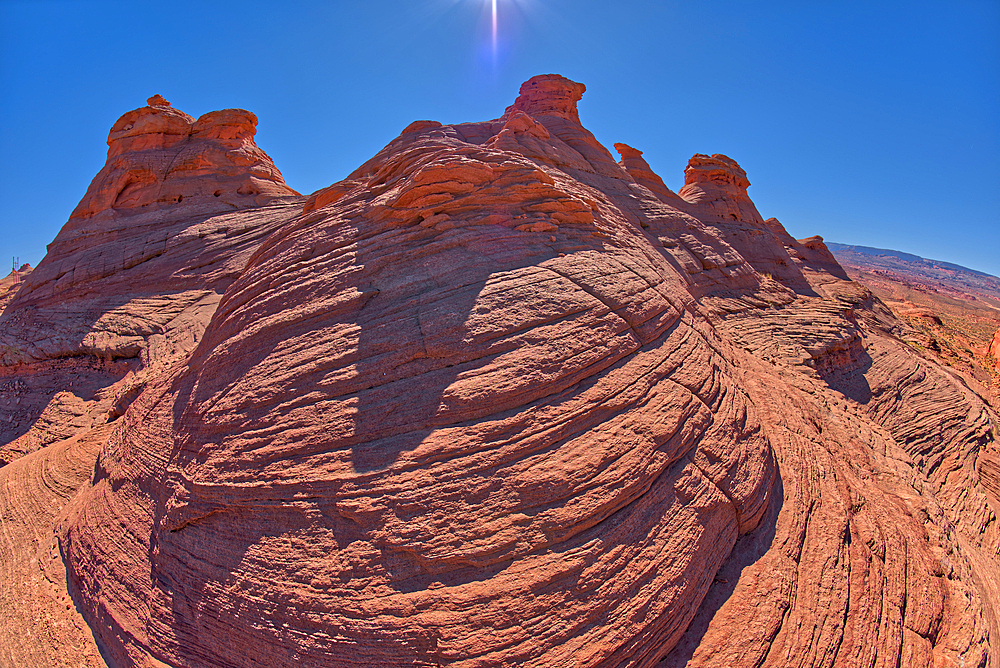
{"left": 65, "top": 74, "right": 779, "bottom": 667}
{"left": 1, "top": 94, "right": 300, "bottom": 362}
{"left": 1, "top": 75, "right": 996, "bottom": 667}
{"left": 676, "top": 154, "right": 808, "bottom": 287}
{"left": 0, "top": 96, "right": 302, "bottom": 463}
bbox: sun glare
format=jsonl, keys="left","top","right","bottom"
{"left": 454, "top": 0, "right": 536, "bottom": 69}
{"left": 492, "top": 0, "right": 498, "bottom": 60}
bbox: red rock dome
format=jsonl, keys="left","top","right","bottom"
{"left": 51, "top": 76, "right": 998, "bottom": 668}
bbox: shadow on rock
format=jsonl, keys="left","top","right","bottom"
{"left": 820, "top": 347, "right": 874, "bottom": 404}
{"left": 659, "top": 471, "right": 784, "bottom": 666}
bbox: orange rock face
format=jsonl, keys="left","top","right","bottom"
{"left": 70, "top": 95, "right": 297, "bottom": 220}
{"left": 0, "top": 97, "right": 302, "bottom": 464}
{"left": 677, "top": 155, "right": 807, "bottom": 287}
{"left": 679, "top": 153, "right": 757, "bottom": 222}
{"left": 614, "top": 142, "right": 688, "bottom": 209}
{"left": 0, "top": 94, "right": 300, "bottom": 366}
{"left": 1, "top": 75, "right": 997, "bottom": 667}
{"left": 66, "top": 74, "right": 779, "bottom": 667}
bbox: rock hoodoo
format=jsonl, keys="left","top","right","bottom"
{"left": 506, "top": 73, "right": 587, "bottom": 123}
{"left": 0, "top": 97, "right": 303, "bottom": 462}
{"left": 0, "top": 75, "right": 996, "bottom": 667}
{"left": 70, "top": 95, "right": 297, "bottom": 220}
{"left": 679, "top": 153, "right": 758, "bottom": 223}
{"left": 0, "top": 95, "right": 302, "bottom": 364}
{"left": 614, "top": 142, "right": 688, "bottom": 208}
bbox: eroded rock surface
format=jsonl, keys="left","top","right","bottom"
{"left": 2, "top": 75, "right": 997, "bottom": 667}
{"left": 71, "top": 95, "right": 297, "bottom": 220}
{"left": 0, "top": 423, "right": 110, "bottom": 668}
{"left": 0, "top": 97, "right": 304, "bottom": 464}
{"left": 0, "top": 358, "right": 132, "bottom": 466}
{"left": 66, "top": 74, "right": 778, "bottom": 667}
{"left": 0, "top": 95, "right": 300, "bottom": 362}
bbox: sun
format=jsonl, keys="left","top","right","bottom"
{"left": 492, "top": 0, "right": 498, "bottom": 57}
{"left": 464, "top": 0, "right": 535, "bottom": 68}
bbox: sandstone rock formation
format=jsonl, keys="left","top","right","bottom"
{"left": 0, "top": 96, "right": 302, "bottom": 464}
{"left": 763, "top": 218, "right": 851, "bottom": 281}
{"left": 0, "top": 358, "right": 132, "bottom": 466}
{"left": 0, "top": 423, "right": 109, "bottom": 666}
{"left": 676, "top": 154, "right": 807, "bottom": 287}
{"left": 613, "top": 142, "right": 688, "bottom": 209}
{"left": 2, "top": 75, "right": 997, "bottom": 667}
{"left": 71, "top": 95, "right": 297, "bottom": 220}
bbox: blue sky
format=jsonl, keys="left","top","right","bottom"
{"left": 2, "top": 0, "right": 998, "bottom": 275}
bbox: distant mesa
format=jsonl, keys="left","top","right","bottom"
{"left": 827, "top": 243, "right": 999, "bottom": 280}
{"left": 827, "top": 242, "right": 1000, "bottom": 303}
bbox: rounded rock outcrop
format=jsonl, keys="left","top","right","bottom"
{"left": 47, "top": 75, "right": 998, "bottom": 668}
{"left": 679, "top": 153, "right": 757, "bottom": 224}
{"left": 70, "top": 97, "right": 298, "bottom": 220}
{"left": 65, "top": 76, "right": 778, "bottom": 668}
{"left": 506, "top": 73, "right": 587, "bottom": 123}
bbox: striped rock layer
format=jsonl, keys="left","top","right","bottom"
{"left": 3, "top": 75, "right": 996, "bottom": 667}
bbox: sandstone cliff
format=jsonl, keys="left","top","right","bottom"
{"left": 1, "top": 75, "right": 997, "bottom": 667}
{"left": 2, "top": 95, "right": 300, "bottom": 364}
